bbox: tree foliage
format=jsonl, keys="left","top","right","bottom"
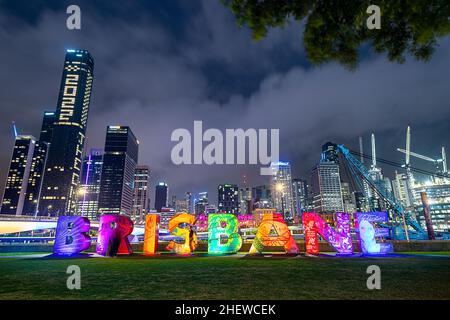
{"left": 223, "top": 0, "right": 450, "bottom": 69}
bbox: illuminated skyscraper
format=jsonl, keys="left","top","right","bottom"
{"left": 77, "top": 149, "right": 103, "bottom": 220}
{"left": 154, "top": 182, "right": 168, "bottom": 212}
{"left": 239, "top": 187, "right": 252, "bottom": 215}
{"left": 98, "top": 126, "right": 139, "bottom": 216}
{"left": 194, "top": 192, "right": 208, "bottom": 215}
{"left": 292, "top": 178, "right": 309, "bottom": 216}
{"left": 132, "top": 165, "right": 150, "bottom": 222}
{"left": 218, "top": 184, "right": 239, "bottom": 215}
{"left": 270, "top": 161, "right": 294, "bottom": 219}
{"left": 39, "top": 111, "right": 56, "bottom": 144}
{"left": 185, "top": 192, "right": 193, "bottom": 213}
{"left": 39, "top": 49, "right": 94, "bottom": 216}
{"left": 311, "top": 150, "right": 344, "bottom": 214}
{"left": 1, "top": 136, "right": 37, "bottom": 215}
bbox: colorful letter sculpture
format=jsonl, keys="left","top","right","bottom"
{"left": 208, "top": 214, "right": 242, "bottom": 254}
{"left": 249, "top": 213, "right": 299, "bottom": 254}
{"left": 143, "top": 214, "right": 159, "bottom": 255}
{"left": 302, "top": 212, "right": 353, "bottom": 255}
{"left": 96, "top": 215, "right": 133, "bottom": 257}
{"left": 53, "top": 216, "right": 91, "bottom": 256}
{"left": 355, "top": 212, "right": 393, "bottom": 254}
{"left": 166, "top": 213, "right": 198, "bottom": 254}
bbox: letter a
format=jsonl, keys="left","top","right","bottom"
{"left": 66, "top": 5, "right": 81, "bottom": 30}
{"left": 250, "top": 213, "right": 299, "bottom": 254}
{"left": 366, "top": 5, "right": 381, "bottom": 30}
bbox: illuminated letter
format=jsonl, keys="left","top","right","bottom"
{"left": 96, "top": 215, "right": 133, "bottom": 257}
{"left": 166, "top": 213, "right": 198, "bottom": 254}
{"left": 208, "top": 214, "right": 242, "bottom": 254}
{"left": 355, "top": 212, "right": 393, "bottom": 254}
{"left": 249, "top": 213, "right": 299, "bottom": 254}
{"left": 302, "top": 212, "right": 353, "bottom": 255}
{"left": 143, "top": 214, "right": 159, "bottom": 255}
{"left": 53, "top": 216, "right": 91, "bottom": 256}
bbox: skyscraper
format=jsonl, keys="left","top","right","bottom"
{"left": 39, "top": 49, "right": 94, "bottom": 216}
{"left": 132, "top": 165, "right": 150, "bottom": 222}
{"left": 1, "top": 136, "right": 37, "bottom": 215}
{"left": 194, "top": 192, "right": 208, "bottom": 215}
{"left": 39, "top": 111, "right": 56, "bottom": 144}
{"left": 270, "top": 161, "right": 294, "bottom": 219}
{"left": 292, "top": 178, "right": 309, "bottom": 216}
{"left": 154, "top": 182, "right": 168, "bottom": 212}
{"left": 98, "top": 126, "right": 139, "bottom": 216}
{"left": 77, "top": 149, "right": 103, "bottom": 220}
{"left": 311, "top": 148, "right": 344, "bottom": 214}
{"left": 239, "top": 187, "right": 252, "bottom": 215}
{"left": 185, "top": 192, "right": 193, "bottom": 213}
{"left": 218, "top": 184, "right": 239, "bottom": 215}
{"left": 252, "top": 185, "right": 272, "bottom": 208}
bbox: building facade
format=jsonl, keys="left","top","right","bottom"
{"left": 218, "top": 184, "right": 239, "bottom": 215}
{"left": 270, "top": 162, "right": 294, "bottom": 219}
{"left": 154, "top": 182, "right": 168, "bottom": 212}
{"left": 77, "top": 149, "right": 103, "bottom": 220}
{"left": 98, "top": 126, "right": 139, "bottom": 216}
{"left": 132, "top": 165, "right": 150, "bottom": 222}
{"left": 39, "top": 49, "right": 94, "bottom": 216}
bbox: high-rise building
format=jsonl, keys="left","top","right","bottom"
{"left": 154, "top": 182, "right": 168, "bottom": 212}
{"left": 392, "top": 171, "right": 413, "bottom": 208}
{"left": 341, "top": 182, "right": 356, "bottom": 213}
{"left": 39, "top": 49, "right": 94, "bottom": 216}
{"left": 22, "top": 140, "right": 49, "bottom": 215}
{"left": 98, "top": 126, "right": 139, "bottom": 216}
{"left": 292, "top": 178, "right": 309, "bottom": 216}
{"left": 239, "top": 187, "right": 252, "bottom": 215}
{"left": 185, "top": 192, "right": 193, "bottom": 213}
{"left": 1, "top": 136, "right": 37, "bottom": 215}
{"left": 39, "top": 111, "right": 56, "bottom": 144}
{"left": 175, "top": 198, "right": 189, "bottom": 212}
{"left": 218, "top": 184, "right": 239, "bottom": 215}
{"left": 194, "top": 192, "right": 208, "bottom": 215}
{"left": 132, "top": 165, "right": 150, "bottom": 222}
{"left": 252, "top": 185, "right": 272, "bottom": 208}
{"left": 270, "top": 161, "right": 294, "bottom": 219}
{"left": 311, "top": 145, "right": 344, "bottom": 214}
{"left": 77, "top": 149, "right": 103, "bottom": 220}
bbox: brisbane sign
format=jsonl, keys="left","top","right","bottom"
{"left": 53, "top": 211, "right": 393, "bottom": 257}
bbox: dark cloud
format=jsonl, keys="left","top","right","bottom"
{"left": 0, "top": 1, "right": 449, "bottom": 204}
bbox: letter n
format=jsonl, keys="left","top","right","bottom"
{"left": 143, "top": 214, "right": 159, "bottom": 255}
{"left": 96, "top": 215, "right": 133, "bottom": 257}
{"left": 53, "top": 216, "right": 91, "bottom": 256}
{"left": 302, "top": 212, "right": 353, "bottom": 255}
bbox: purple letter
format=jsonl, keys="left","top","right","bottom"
{"left": 96, "top": 215, "right": 134, "bottom": 257}
{"left": 53, "top": 216, "right": 91, "bottom": 256}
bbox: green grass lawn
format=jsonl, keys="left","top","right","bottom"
{"left": 0, "top": 254, "right": 449, "bottom": 300}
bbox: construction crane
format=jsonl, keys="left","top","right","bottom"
{"left": 397, "top": 148, "right": 443, "bottom": 168}
{"left": 337, "top": 144, "right": 428, "bottom": 241}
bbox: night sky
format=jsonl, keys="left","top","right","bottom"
{"left": 1, "top": 0, "right": 449, "bottom": 202}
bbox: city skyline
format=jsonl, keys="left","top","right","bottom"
{"left": 1, "top": 1, "right": 450, "bottom": 203}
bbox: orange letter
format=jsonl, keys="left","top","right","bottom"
{"left": 143, "top": 214, "right": 159, "bottom": 255}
